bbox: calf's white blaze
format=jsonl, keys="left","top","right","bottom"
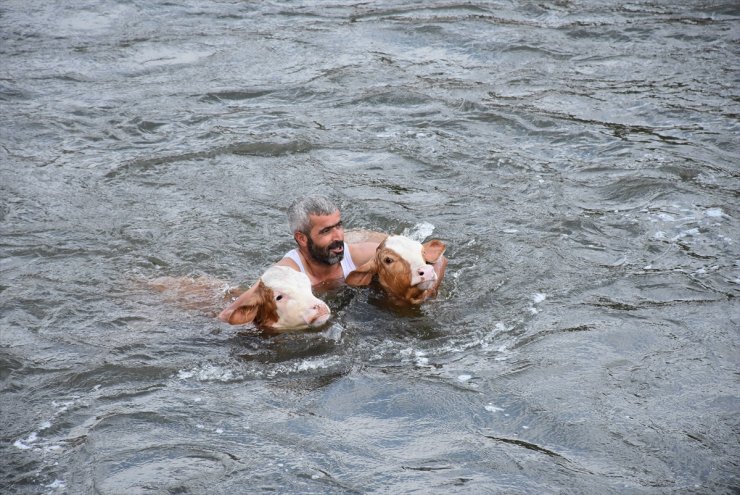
{"left": 385, "top": 236, "right": 426, "bottom": 267}
{"left": 384, "top": 235, "right": 437, "bottom": 288}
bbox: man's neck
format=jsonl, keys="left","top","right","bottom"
{"left": 298, "top": 248, "right": 343, "bottom": 285}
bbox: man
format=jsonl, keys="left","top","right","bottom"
{"left": 278, "top": 195, "right": 380, "bottom": 287}
{"left": 218, "top": 195, "right": 380, "bottom": 322}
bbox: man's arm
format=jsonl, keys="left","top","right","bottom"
{"left": 345, "top": 229, "right": 387, "bottom": 268}
{"left": 348, "top": 241, "right": 381, "bottom": 268}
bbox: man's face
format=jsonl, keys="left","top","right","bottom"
{"left": 305, "top": 211, "right": 345, "bottom": 266}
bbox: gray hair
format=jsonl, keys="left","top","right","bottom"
{"left": 287, "top": 195, "right": 339, "bottom": 235}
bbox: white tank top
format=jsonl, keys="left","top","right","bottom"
{"left": 282, "top": 242, "right": 357, "bottom": 279}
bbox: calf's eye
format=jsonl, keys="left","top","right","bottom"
{"left": 275, "top": 294, "right": 283, "bottom": 301}
{"left": 384, "top": 257, "right": 394, "bottom": 264}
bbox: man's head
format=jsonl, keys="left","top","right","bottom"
{"left": 287, "top": 195, "right": 345, "bottom": 266}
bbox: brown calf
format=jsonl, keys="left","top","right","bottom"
{"left": 346, "top": 235, "right": 446, "bottom": 305}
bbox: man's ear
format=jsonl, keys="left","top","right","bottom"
{"left": 294, "top": 231, "right": 308, "bottom": 248}
{"left": 345, "top": 258, "right": 378, "bottom": 286}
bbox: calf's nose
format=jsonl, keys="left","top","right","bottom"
{"left": 417, "top": 266, "right": 436, "bottom": 279}
{"left": 314, "top": 302, "right": 330, "bottom": 315}
{"left": 305, "top": 301, "right": 331, "bottom": 327}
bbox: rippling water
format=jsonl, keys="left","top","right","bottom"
{"left": 2, "top": 1, "right": 738, "bottom": 493}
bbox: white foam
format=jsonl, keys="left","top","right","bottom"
{"left": 51, "top": 402, "right": 69, "bottom": 415}
{"left": 45, "top": 479, "right": 66, "bottom": 489}
{"left": 494, "top": 347, "right": 511, "bottom": 361}
{"left": 249, "top": 356, "right": 344, "bottom": 379}
{"left": 401, "top": 222, "right": 435, "bottom": 242}
{"left": 485, "top": 403, "right": 504, "bottom": 413}
{"left": 295, "top": 357, "right": 336, "bottom": 372}
{"left": 13, "top": 431, "right": 38, "bottom": 450}
{"left": 177, "top": 363, "right": 244, "bottom": 382}
{"left": 16, "top": 399, "right": 84, "bottom": 453}
{"left": 705, "top": 208, "right": 724, "bottom": 218}
{"left": 399, "top": 348, "right": 432, "bottom": 367}
{"left": 529, "top": 293, "right": 546, "bottom": 314}
{"left": 472, "top": 325, "right": 510, "bottom": 355}
{"left": 656, "top": 212, "right": 676, "bottom": 222}
{"left": 414, "top": 350, "right": 430, "bottom": 366}
{"left": 320, "top": 323, "right": 344, "bottom": 341}
{"left": 458, "top": 374, "right": 472, "bottom": 382}
{"left": 13, "top": 440, "right": 32, "bottom": 450}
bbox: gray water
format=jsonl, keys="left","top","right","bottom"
{"left": 2, "top": 1, "right": 739, "bottom": 494}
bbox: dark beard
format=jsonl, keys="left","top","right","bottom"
{"left": 307, "top": 236, "right": 344, "bottom": 266}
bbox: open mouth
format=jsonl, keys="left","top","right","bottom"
{"left": 416, "top": 279, "right": 436, "bottom": 291}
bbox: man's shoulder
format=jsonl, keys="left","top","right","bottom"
{"left": 344, "top": 229, "right": 387, "bottom": 244}
{"left": 276, "top": 257, "right": 301, "bottom": 271}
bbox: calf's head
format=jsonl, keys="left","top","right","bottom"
{"left": 226, "top": 266, "right": 330, "bottom": 330}
{"left": 346, "top": 235, "right": 446, "bottom": 304}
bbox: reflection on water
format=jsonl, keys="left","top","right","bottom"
{"left": 2, "top": 0, "right": 738, "bottom": 493}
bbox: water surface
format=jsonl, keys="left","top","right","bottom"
{"left": 1, "top": 1, "right": 738, "bottom": 493}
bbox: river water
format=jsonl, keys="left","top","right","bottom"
{"left": 1, "top": 1, "right": 738, "bottom": 494}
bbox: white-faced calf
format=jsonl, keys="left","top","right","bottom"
{"left": 219, "top": 266, "right": 330, "bottom": 331}
{"left": 346, "top": 235, "right": 446, "bottom": 305}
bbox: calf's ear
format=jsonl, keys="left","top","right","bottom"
{"left": 422, "top": 240, "right": 446, "bottom": 263}
{"left": 219, "top": 283, "right": 268, "bottom": 325}
{"left": 345, "top": 259, "right": 377, "bottom": 286}
{"left": 227, "top": 304, "right": 260, "bottom": 325}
